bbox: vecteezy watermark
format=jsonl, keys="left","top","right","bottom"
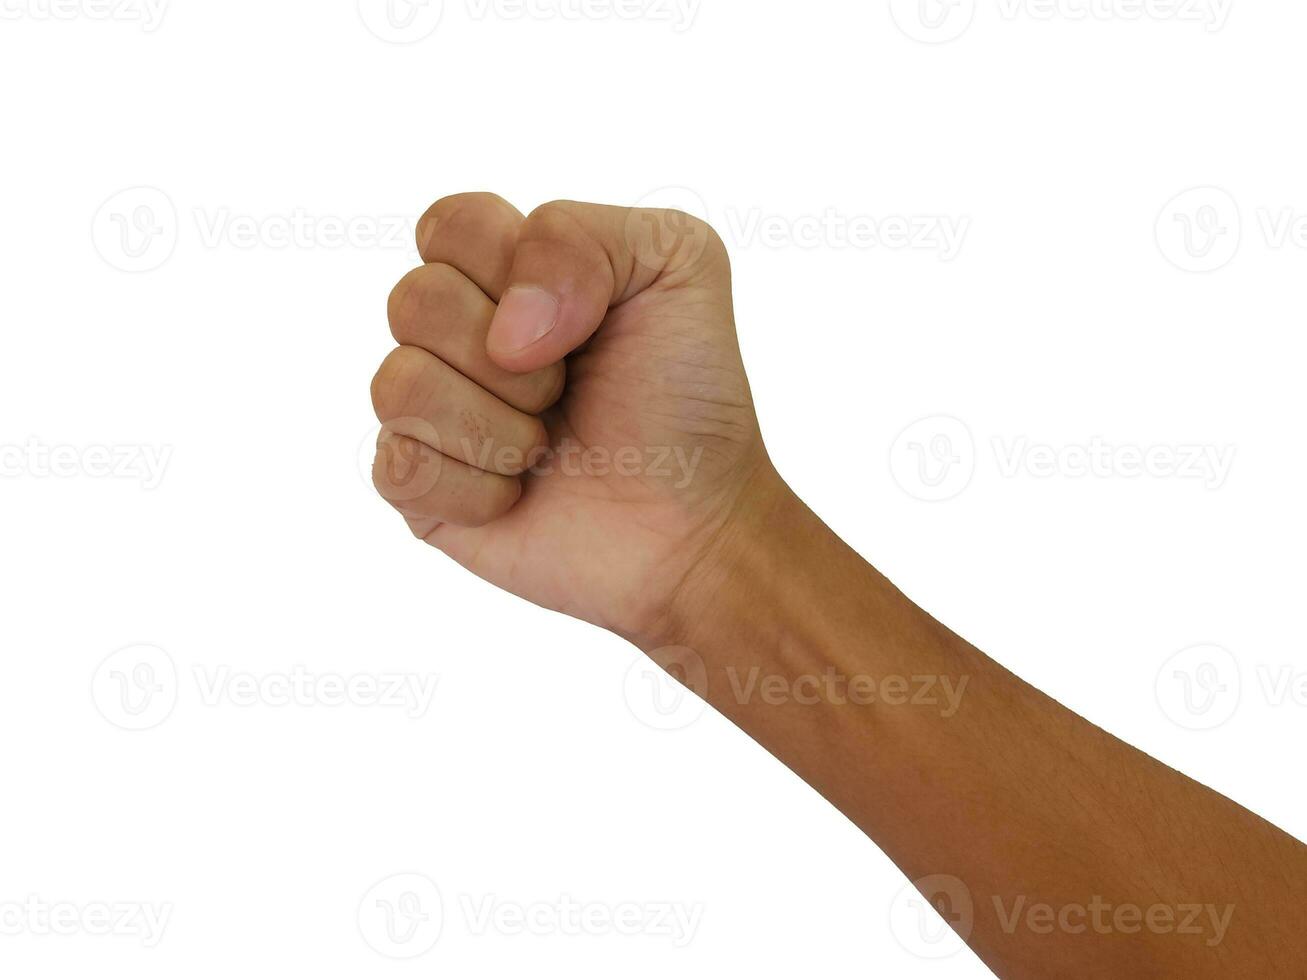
{"left": 357, "top": 0, "right": 445, "bottom": 42}
{"left": 0, "top": 438, "right": 172, "bottom": 489}
{"left": 93, "top": 186, "right": 417, "bottom": 272}
{"left": 890, "top": 873, "right": 1235, "bottom": 959}
{"left": 191, "top": 666, "right": 438, "bottom": 717}
{"left": 362, "top": 419, "right": 444, "bottom": 502}
{"left": 889, "top": 873, "right": 975, "bottom": 959}
{"left": 990, "top": 894, "right": 1234, "bottom": 947}
{"left": 91, "top": 644, "right": 178, "bottom": 731}
{"left": 1157, "top": 186, "right": 1307, "bottom": 273}
{"left": 191, "top": 208, "right": 413, "bottom": 251}
{"left": 92, "top": 187, "right": 178, "bottom": 273}
{"left": 357, "top": 0, "right": 699, "bottom": 42}
{"left": 0, "top": 896, "right": 173, "bottom": 947}
{"left": 623, "top": 646, "right": 710, "bottom": 732}
{"left": 358, "top": 873, "right": 444, "bottom": 958}
{"left": 1254, "top": 663, "right": 1307, "bottom": 709}
{"left": 993, "top": 0, "right": 1231, "bottom": 30}
{"left": 464, "top": 0, "right": 699, "bottom": 30}
{"left": 888, "top": 416, "right": 977, "bottom": 503}
{"left": 1156, "top": 187, "right": 1242, "bottom": 273}
{"left": 628, "top": 187, "right": 970, "bottom": 262}
{"left": 721, "top": 208, "right": 969, "bottom": 259}
{"left": 623, "top": 647, "right": 970, "bottom": 731}
{"left": 359, "top": 421, "right": 707, "bottom": 499}
{"left": 890, "top": 0, "right": 1231, "bottom": 43}
{"left": 1157, "top": 644, "right": 1307, "bottom": 729}
{"left": 467, "top": 438, "right": 705, "bottom": 490}
{"left": 624, "top": 188, "right": 719, "bottom": 273}
{"left": 889, "top": 0, "right": 977, "bottom": 43}
{"left": 991, "top": 437, "right": 1235, "bottom": 489}
{"left": 92, "top": 645, "right": 440, "bottom": 730}
{"left": 460, "top": 894, "right": 703, "bottom": 946}
{"left": 0, "top": 0, "right": 169, "bottom": 31}
{"left": 1155, "top": 643, "right": 1241, "bottom": 730}
{"left": 724, "top": 667, "right": 969, "bottom": 716}
{"left": 358, "top": 873, "right": 701, "bottom": 956}
{"left": 890, "top": 417, "right": 1236, "bottom": 502}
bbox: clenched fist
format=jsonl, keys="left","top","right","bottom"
{"left": 370, "top": 193, "right": 779, "bottom": 647}
{"left": 368, "top": 196, "right": 1307, "bottom": 980}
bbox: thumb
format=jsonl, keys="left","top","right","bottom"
{"left": 485, "top": 199, "right": 727, "bottom": 373}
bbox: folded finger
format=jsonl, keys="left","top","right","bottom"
{"left": 388, "top": 262, "right": 564, "bottom": 415}
{"left": 415, "top": 192, "right": 524, "bottom": 302}
{"left": 371, "top": 346, "right": 548, "bottom": 476}
{"left": 372, "top": 427, "right": 521, "bottom": 529}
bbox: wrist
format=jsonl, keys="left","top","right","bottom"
{"left": 651, "top": 462, "right": 959, "bottom": 700}
{"left": 652, "top": 464, "right": 825, "bottom": 657}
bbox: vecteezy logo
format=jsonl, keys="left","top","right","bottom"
{"left": 357, "top": 0, "right": 444, "bottom": 43}
{"left": 1155, "top": 643, "right": 1241, "bottom": 730}
{"left": 889, "top": 0, "right": 976, "bottom": 43}
{"left": 91, "top": 644, "right": 178, "bottom": 730}
{"left": 626, "top": 186, "right": 714, "bottom": 274}
{"left": 1155, "top": 187, "right": 1241, "bottom": 273}
{"left": 358, "top": 873, "right": 443, "bottom": 958}
{"left": 91, "top": 187, "right": 178, "bottom": 273}
{"left": 888, "top": 873, "right": 973, "bottom": 959}
{"left": 889, "top": 416, "right": 976, "bottom": 502}
{"left": 362, "top": 418, "right": 445, "bottom": 501}
{"left": 623, "top": 646, "right": 709, "bottom": 731}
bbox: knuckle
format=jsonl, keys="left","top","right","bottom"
{"left": 695, "top": 213, "right": 728, "bottom": 255}
{"left": 663, "top": 207, "right": 706, "bottom": 231}
{"left": 522, "top": 200, "right": 612, "bottom": 281}
{"left": 414, "top": 206, "right": 441, "bottom": 255}
{"left": 626, "top": 206, "right": 729, "bottom": 276}
{"left": 519, "top": 363, "right": 566, "bottom": 415}
{"left": 666, "top": 208, "right": 728, "bottom": 265}
{"left": 403, "top": 513, "right": 441, "bottom": 541}
{"left": 415, "top": 198, "right": 464, "bottom": 257}
{"left": 418, "top": 192, "right": 515, "bottom": 255}
{"left": 370, "top": 447, "right": 400, "bottom": 499}
{"left": 525, "top": 200, "right": 607, "bottom": 252}
{"left": 524, "top": 200, "right": 576, "bottom": 238}
{"left": 388, "top": 262, "right": 463, "bottom": 329}
{"left": 370, "top": 346, "right": 428, "bottom": 418}
{"left": 386, "top": 267, "right": 425, "bottom": 333}
{"left": 388, "top": 263, "right": 486, "bottom": 358}
{"left": 468, "top": 477, "right": 521, "bottom": 527}
{"left": 517, "top": 415, "right": 549, "bottom": 460}
{"left": 441, "top": 191, "right": 513, "bottom": 214}
{"left": 531, "top": 198, "right": 573, "bottom": 216}
{"left": 371, "top": 432, "right": 435, "bottom": 500}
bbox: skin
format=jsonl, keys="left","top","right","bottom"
{"left": 370, "top": 192, "right": 1307, "bottom": 977}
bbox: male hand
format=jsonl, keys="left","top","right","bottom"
{"left": 371, "top": 193, "right": 777, "bottom": 645}
{"left": 370, "top": 194, "right": 1307, "bottom": 980}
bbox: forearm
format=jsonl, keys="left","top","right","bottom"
{"left": 377, "top": 193, "right": 1304, "bottom": 975}
{"left": 662, "top": 472, "right": 1307, "bottom": 977}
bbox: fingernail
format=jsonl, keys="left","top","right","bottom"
{"left": 491, "top": 286, "right": 559, "bottom": 354}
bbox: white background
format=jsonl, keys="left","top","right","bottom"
{"left": 1, "top": 1, "right": 1304, "bottom": 977}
